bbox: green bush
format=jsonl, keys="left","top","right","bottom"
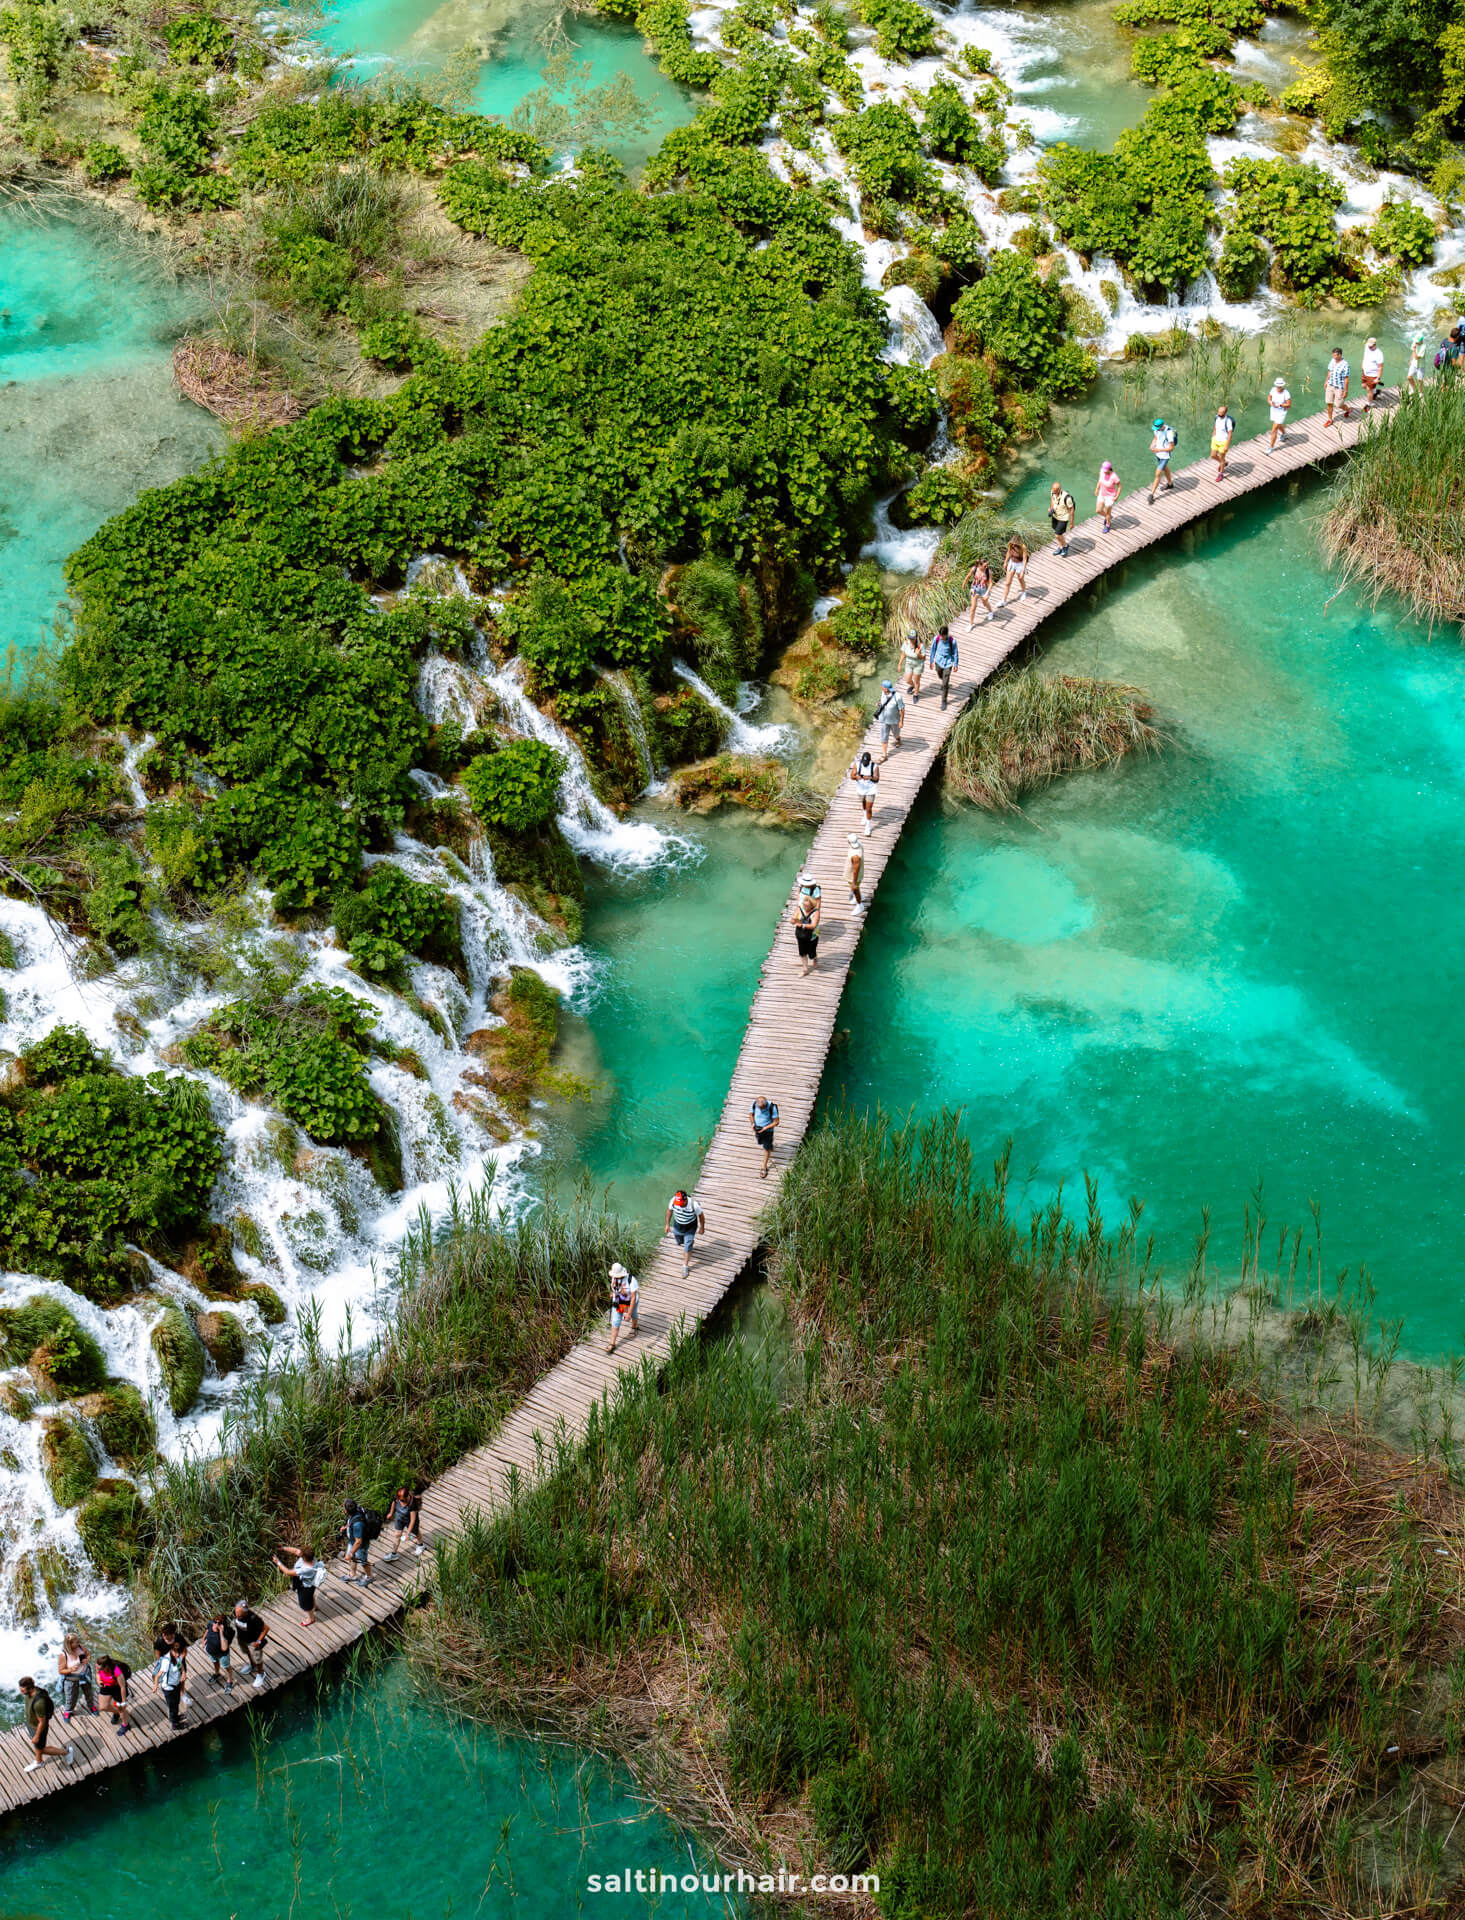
{"left": 41, "top": 1415, "right": 98, "bottom": 1507}
{"left": 852, "top": 0, "right": 936, "bottom": 61}
{"left": 462, "top": 741, "right": 566, "bottom": 835}
{"left": 828, "top": 560, "right": 886, "bottom": 652}
{"left": 333, "top": 863, "right": 462, "bottom": 983}
{"left": 1223, "top": 155, "right": 1344, "bottom": 290}
{"left": 358, "top": 313, "right": 428, "bottom": 369}
{"left": 831, "top": 101, "right": 936, "bottom": 207}
{"left": 0, "top": 1296, "right": 107, "bottom": 1397}
{"left": 184, "top": 985, "right": 385, "bottom": 1149}
{"left": 922, "top": 78, "right": 1005, "bottom": 181}
{"left": 669, "top": 557, "right": 764, "bottom": 701}
{"left": 1216, "top": 222, "right": 1269, "bottom": 299}
{"left": 151, "top": 1305, "right": 206, "bottom": 1417}
{"left": 950, "top": 250, "right": 1065, "bottom": 379}
{"left": 0, "top": 0, "right": 74, "bottom": 117}
{"left": 77, "top": 1482, "right": 148, "bottom": 1579}
{"left": 91, "top": 1378, "right": 156, "bottom": 1465}
{"left": 81, "top": 141, "right": 129, "bottom": 183}
{"left": 1370, "top": 197, "right": 1436, "bottom": 266}
{"left": 164, "top": 12, "right": 232, "bottom": 66}
{"left": 932, "top": 354, "right": 1003, "bottom": 455}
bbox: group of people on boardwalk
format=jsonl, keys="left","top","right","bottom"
{"left": 14, "top": 1489, "right": 424, "bottom": 1771}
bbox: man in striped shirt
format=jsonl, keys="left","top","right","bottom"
{"left": 665, "top": 1190, "right": 706, "bottom": 1277}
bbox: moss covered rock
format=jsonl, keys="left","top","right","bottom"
{"left": 0, "top": 1296, "right": 107, "bottom": 1399}
{"left": 483, "top": 822, "right": 584, "bottom": 943}
{"left": 195, "top": 1309, "right": 247, "bottom": 1374}
{"left": 241, "top": 1280, "right": 287, "bottom": 1326}
{"left": 76, "top": 1378, "right": 156, "bottom": 1466}
{"left": 151, "top": 1304, "right": 206, "bottom": 1416}
{"left": 41, "top": 1415, "right": 100, "bottom": 1507}
{"left": 77, "top": 1480, "right": 148, "bottom": 1581}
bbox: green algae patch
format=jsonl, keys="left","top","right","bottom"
{"left": 77, "top": 1480, "right": 149, "bottom": 1581}
{"left": 41, "top": 1414, "right": 100, "bottom": 1508}
{"left": 151, "top": 1304, "right": 206, "bottom": 1416}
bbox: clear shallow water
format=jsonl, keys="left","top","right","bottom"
{"left": 0, "top": 1660, "right": 733, "bottom": 1916}
{"left": 0, "top": 203, "right": 220, "bottom": 659}
{"left": 316, "top": 0, "right": 695, "bottom": 165}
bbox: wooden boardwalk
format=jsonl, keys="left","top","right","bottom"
{"left": 0, "top": 390, "right": 1396, "bottom": 1813}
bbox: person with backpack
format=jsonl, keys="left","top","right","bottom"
{"left": 665, "top": 1190, "right": 705, "bottom": 1278}
{"left": 18, "top": 1676, "right": 72, "bottom": 1773}
{"left": 233, "top": 1600, "right": 269, "bottom": 1687}
{"left": 929, "top": 626, "right": 959, "bottom": 710}
{"left": 385, "top": 1487, "right": 424, "bottom": 1560}
{"left": 849, "top": 747, "right": 879, "bottom": 836}
{"left": 874, "top": 679, "right": 904, "bottom": 763}
{"left": 1438, "top": 328, "right": 1464, "bottom": 376}
{"left": 203, "top": 1611, "right": 235, "bottom": 1690}
{"left": 1210, "top": 402, "right": 1236, "bottom": 482}
{"left": 1048, "top": 481, "right": 1076, "bottom": 556}
{"left": 1147, "top": 420, "right": 1176, "bottom": 502}
{"left": 58, "top": 1633, "right": 96, "bottom": 1720}
{"left": 338, "top": 1500, "right": 376, "bottom": 1588}
{"left": 96, "top": 1654, "right": 132, "bottom": 1734}
{"left": 1361, "top": 337, "right": 1384, "bottom": 409}
{"left": 750, "top": 1094, "right": 779, "bottom": 1178}
{"left": 151, "top": 1638, "right": 188, "bottom": 1730}
{"left": 1266, "top": 377, "right": 1292, "bottom": 449}
{"left": 791, "top": 875, "right": 821, "bottom": 978}
{"left": 606, "top": 1263, "right": 640, "bottom": 1354}
{"left": 273, "top": 1543, "right": 324, "bottom": 1624}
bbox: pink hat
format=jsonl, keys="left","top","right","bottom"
{"left": 1101, "top": 461, "right": 1112, "bottom": 473}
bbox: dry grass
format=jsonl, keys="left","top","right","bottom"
{"left": 944, "top": 665, "right": 1161, "bottom": 810}
{"left": 172, "top": 337, "right": 305, "bottom": 429}
{"left": 1322, "top": 378, "right": 1465, "bottom": 635}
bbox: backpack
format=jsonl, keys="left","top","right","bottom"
{"left": 1437, "top": 346, "right": 1449, "bottom": 369}
{"left": 359, "top": 1506, "right": 384, "bottom": 1542}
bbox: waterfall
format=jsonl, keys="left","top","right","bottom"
{"left": 598, "top": 669, "right": 659, "bottom": 795}
{"left": 671, "top": 660, "right": 792, "bottom": 756}
{"left": 881, "top": 282, "right": 946, "bottom": 368}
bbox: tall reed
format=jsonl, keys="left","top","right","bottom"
{"left": 943, "top": 665, "right": 1160, "bottom": 810}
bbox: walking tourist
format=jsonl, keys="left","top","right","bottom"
{"left": 792, "top": 875, "right": 821, "bottom": 977}
{"left": 850, "top": 747, "right": 879, "bottom": 835}
{"left": 385, "top": 1486, "right": 424, "bottom": 1559}
{"left": 1146, "top": 420, "right": 1176, "bottom": 502}
{"left": 929, "top": 625, "right": 958, "bottom": 709}
{"left": 845, "top": 832, "right": 865, "bottom": 914}
{"left": 18, "top": 1676, "right": 72, "bottom": 1773}
{"left": 899, "top": 629, "right": 926, "bottom": 702}
{"left": 58, "top": 1633, "right": 96, "bottom": 1720}
{"left": 273, "top": 1544, "right": 324, "bottom": 1625}
{"left": 965, "top": 556, "right": 994, "bottom": 622}
{"left": 606, "top": 1263, "right": 640, "bottom": 1353}
{"left": 1095, "top": 462, "right": 1121, "bottom": 531}
{"left": 1210, "top": 402, "right": 1235, "bottom": 481}
{"left": 151, "top": 1638, "right": 188, "bottom": 1730}
{"left": 750, "top": 1094, "right": 779, "bottom": 1178}
{"left": 1324, "top": 346, "right": 1351, "bottom": 425}
{"left": 338, "top": 1500, "right": 374, "bottom": 1588}
{"left": 1266, "top": 376, "right": 1292, "bottom": 448}
{"left": 1361, "top": 336, "right": 1384, "bottom": 408}
{"left": 1406, "top": 330, "right": 1426, "bottom": 398}
{"left": 1441, "top": 327, "right": 1464, "bottom": 374}
{"left": 874, "top": 679, "right": 904, "bottom": 762}
{"left": 203, "top": 1610, "right": 235, "bottom": 1689}
{"left": 665, "top": 1190, "right": 705, "bottom": 1276}
{"left": 233, "top": 1599, "right": 270, "bottom": 1687}
{"left": 152, "top": 1622, "right": 188, "bottom": 1662}
{"left": 1001, "top": 534, "right": 1029, "bottom": 606}
{"left": 96, "top": 1655, "right": 132, "bottom": 1734}
{"left": 1049, "top": 480, "right": 1076, "bottom": 555}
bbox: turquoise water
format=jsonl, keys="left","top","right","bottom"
{"left": 315, "top": 0, "right": 695, "bottom": 165}
{"left": 0, "top": 1660, "right": 733, "bottom": 1917}
{"left": 0, "top": 204, "right": 220, "bottom": 659}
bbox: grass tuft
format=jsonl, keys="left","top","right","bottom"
{"left": 945, "top": 666, "right": 1160, "bottom": 810}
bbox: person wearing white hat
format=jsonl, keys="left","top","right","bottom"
{"left": 791, "top": 873, "right": 822, "bottom": 976}
{"left": 1266, "top": 375, "right": 1292, "bottom": 450}
{"left": 845, "top": 833, "right": 865, "bottom": 914}
{"left": 1406, "top": 329, "right": 1427, "bottom": 399}
{"left": 606, "top": 1262, "right": 639, "bottom": 1353}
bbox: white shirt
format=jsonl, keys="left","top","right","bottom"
{"left": 1268, "top": 386, "right": 1291, "bottom": 422}
{"left": 1362, "top": 345, "right": 1384, "bottom": 379}
{"left": 1212, "top": 414, "right": 1235, "bottom": 442}
{"left": 292, "top": 1557, "right": 321, "bottom": 1588}
{"left": 611, "top": 1276, "right": 639, "bottom": 1313}
{"left": 1326, "top": 357, "right": 1349, "bottom": 388}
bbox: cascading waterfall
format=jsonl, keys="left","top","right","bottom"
{"left": 598, "top": 668, "right": 659, "bottom": 794}
{"left": 671, "top": 660, "right": 792, "bottom": 755}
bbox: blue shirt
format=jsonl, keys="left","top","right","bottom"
{"left": 930, "top": 634, "right": 958, "bottom": 670}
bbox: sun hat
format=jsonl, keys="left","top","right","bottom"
{"left": 881, "top": 678, "right": 894, "bottom": 689}
{"left": 1366, "top": 336, "right": 1377, "bottom": 348}
{"left": 1100, "top": 461, "right": 1112, "bottom": 473}
{"left": 609, "top": 1262, "right": 628, "bottom": 1280}
{"left": 848, "top": 832, "right": 862, "bottom": 848}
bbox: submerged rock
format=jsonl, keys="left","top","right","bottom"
{"left": 151, "top": 1304, "right": 206, "bottom": 1416}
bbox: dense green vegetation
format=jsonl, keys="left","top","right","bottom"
{"left": 945, "top": 668, "right": 1161, "bottom": 811}
{"left": 1323, "top": 375, "right": 1465, "bottom": 633}
{"left": 412, "top": 1113, "right": 1465, "bottom": 1915}
{"left": 0, "top": 1025, "right": 222, "bottom": 1305}
{"left": 141, "top": 1188, "right": 640, "bottom": 1624}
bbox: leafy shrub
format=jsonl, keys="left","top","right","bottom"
{"left": 78, "top": 1483, "right": 148, "bottom": 1579}
{"left": 80, "top": 838, "right": 150, "bottom": 955}
{"left": 137, "top": 81, "right": 219, "bottom": 169}
{"left": 1223, "top": 155, "right": 1344, "bottom": 290}
{"left": 0, "top": 1296, "right": 107, "bottom": 1396}
{"left": 922, "top": 78, "right": 1005, "bottom": 181}
{"left": 932, "top": 354, "right": 1003, "bottom": 455}
{"left": 669, "top": 557, "right": 764, "bottom": 701}
{"left": 950, "top": 250, "right": 1065, "bottom": 379}
{"left": 184, "top": 985, "right": 385, "bottom": 1149}
{"left": 852, "top": 0, "right": 936, "bottom": 62}
{"left": 832, "top": 101, "right": 937, "bottom": 206}
{"left": 333, "top": 863, "right": 462, "bottom": 984}
{"left": 41, "top": 1415, "right": 98, "bottom": 1507}
{"left": 82, "top": 141, "right": 129, "bottom": 183}
{"left": 0, "top": 0, "right": 74, "bottom": 116}
{"left": 90, "top": 1379, "right": 156, "bottom": 1464}
{"left": 636, "top": 0, "right": 723, "bottom": 86}
{"left": 462, "top": 741, "right": 566, "bottom": 834}
{"left": 653, "top": 687, "right": 725, "bottom": 762}
{"left": 1370, "top": 197, "right": 1436, "bottom": 266}
{"left": 1216, "top": 221, "right": 1268, "bottom": 300}
{"left": 164, "top": 12, "right": 232, "bottom": 66}
{"left": 828, "top": 561, "right": 886, "bottom": 652}
{"left": 359, "top": 313, "right": 428, "bottom": 369}
{"left": 882, "top": 360, "right": 941, "bottom": 442}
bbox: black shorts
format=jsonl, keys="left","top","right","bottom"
{"left": 795, "top": 927, "right": 818, "bottom": 958}
{"left": 30, "top": 1717, "right": 52, "bottom": 1749}
{"left": 755, "top": 1126, "right": 774, "bottom": 1151}
{"left": 293, "top": 1580, "right": 317, "bottom": 1611}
